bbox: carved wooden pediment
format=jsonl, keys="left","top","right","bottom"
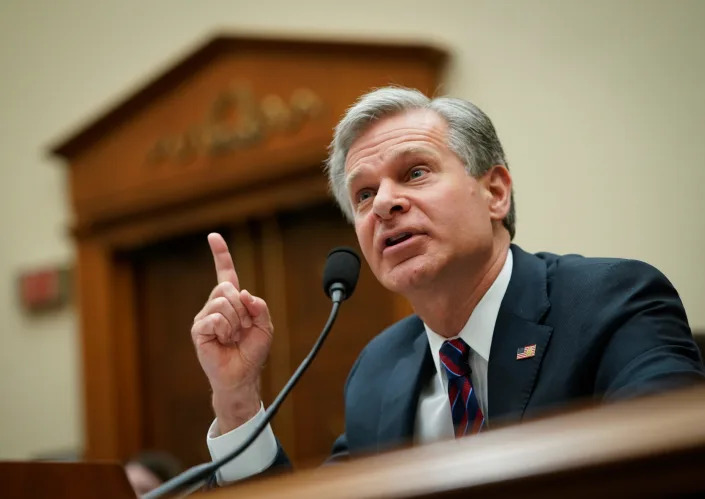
{"left": 51, "top": 35, "right": 447, "bottom": 237}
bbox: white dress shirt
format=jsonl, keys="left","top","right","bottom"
{"left": 208, "top": 249, "right": 513, "bottom": 484}
{"left": 415, "top": 249, "right": 513, "bottom": 443}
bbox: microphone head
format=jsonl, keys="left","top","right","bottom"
{"left": 322, "top": 247, "right": 361, "bottom": 301}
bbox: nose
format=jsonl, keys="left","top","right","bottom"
{"left": 372, "top": 180, "right": 409, "bottom": 219}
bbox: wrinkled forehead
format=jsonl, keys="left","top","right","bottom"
{"left": 344, "top": 108, "right": 449, "bottom": 175}
{"left": 345, "top": 145, "right": 443, "bottom": 191}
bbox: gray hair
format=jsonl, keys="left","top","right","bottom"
{"left": 325, "top": 87, "right": 516, "bottom": 239}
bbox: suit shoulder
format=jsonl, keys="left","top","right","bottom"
{"left": 361, "top": 314, "right": 425, "bottom": 357}
{"left": 534, "top": 251, "right": 672, "bottom": 288}
{"left": 344, "top": 314, "right": 424, "bottom": 389}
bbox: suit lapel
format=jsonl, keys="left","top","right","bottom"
{"left": 376, "top": 320, "right": 434, "bottom": 451}
{"left": 488, "top": 245, "right": 553, "bottom": 424}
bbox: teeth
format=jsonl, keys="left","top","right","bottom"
{"left": 385, "top": 232, "right": 412, "bottom": 246}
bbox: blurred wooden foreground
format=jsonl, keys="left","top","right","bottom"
{"left": 202, "top": 385, "right": 705, "bottom": 498}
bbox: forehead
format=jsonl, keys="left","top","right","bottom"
{"left": 344, "top": 108, "right": 449, "bottom": 174}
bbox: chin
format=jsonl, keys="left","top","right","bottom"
{"left": 379, "top": 256, "right": 437, "bottom": 294}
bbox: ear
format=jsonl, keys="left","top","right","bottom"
{"left": 481, "top": 165, "right": 512, "bottom": 222}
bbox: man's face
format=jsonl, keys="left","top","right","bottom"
{"left": 345, "top": 108, "right": 499, "bottom": 295}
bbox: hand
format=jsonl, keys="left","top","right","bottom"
{"left": 191, "top": 233, "right": 273, "bottom": 433}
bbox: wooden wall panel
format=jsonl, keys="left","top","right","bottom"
{"left": 259, "top": 218, "right": 297, "bottom": 458}
{"left": 277, "top": 203, "right": 399, "bottom": 467}
{"left": 111, "top": 255, "right": 143, "bottom": 457}
{"left": 133, "top": 229, "right": 233, "bottom": 467}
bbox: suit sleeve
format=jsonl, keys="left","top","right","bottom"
{"left": 324, "top": 342, "right": 371, "bottom": 464}
{"left": 208, "top": 341, "right": 369, "bottom": 486}
{"left": 593, "top": 260, "right": 705, "bottom": 399}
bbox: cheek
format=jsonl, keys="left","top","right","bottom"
{"left": 354, "top": 220, "right": 374, "bottom": 257}
{"left": 424, "top": 186, "right": 489, "bottom": 233}
{"left": 423, "top": 186, "right": 475, "bottom": 220}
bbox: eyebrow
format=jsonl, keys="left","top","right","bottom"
{"left": 389, "top": 146, "right": 439, "bottom": 163}
{"left": 345, "top": 146, "right": 440, "bottom": 191}
{"left": 345, "top": 167, "right": 369, "bottom": 193}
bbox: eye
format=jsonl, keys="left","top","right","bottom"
{"left": 356, "top": 189, "right": 374, "bottom": 204}
{"left": 409, "top": 167, "right": 428, "bottom": 180}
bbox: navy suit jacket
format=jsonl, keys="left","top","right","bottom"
{"left": 326, "top": 244, "right": 705, "bottom": 459}
{"left": 270, "top": 244, "right": 704, "bottom": 467}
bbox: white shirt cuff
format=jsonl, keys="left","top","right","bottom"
{"left": 206, "top": 403, "right": 278, "bottom": 485}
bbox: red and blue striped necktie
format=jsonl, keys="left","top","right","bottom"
{"left": 439, "top": 338, "right": 485, "bottom": 437}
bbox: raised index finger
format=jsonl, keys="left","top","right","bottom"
{"left": 207, "top": 233, "right": 240, "bottom": 289}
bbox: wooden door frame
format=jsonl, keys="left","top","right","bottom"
{"left": 75, "top": 170, "right": 329, "bottom": 459}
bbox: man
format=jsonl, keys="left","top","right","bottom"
{"left": 191, "top": 87, "right": 705, "bottom": 483}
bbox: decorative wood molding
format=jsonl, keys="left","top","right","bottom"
{"left": 146, "top": 83, "right": 324, "bottom": 164}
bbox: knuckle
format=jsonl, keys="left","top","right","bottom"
{"left": 190, "top": 321, "right": 201, "bottom": 336}
{"left": 219, "top": 281, "right": 237, "bottom": 296}
{"left": 232, "top": 300, "right": 247, "bottom": 314}
{"left": 209, "top": 281, "right": 232, "bottom": 300}
{"left": 192, "top": 318, "right": 211, "bottom": 337}
{"left": 210, "top": 315, "right": 228, "bottom": 336}
{"left": 212, "top": 313, "right": 228, "bottom": 328}
{"left": 212, "top": 296, "right": 230, "bottom": 309}
{"left": 229, "top": 293, "right": 245, "bottom": 310}
{"left": 215, "top": 312, "right": 237, "bottom": 332}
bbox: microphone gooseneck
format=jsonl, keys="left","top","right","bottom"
{"left": 145, "top": 247, "right": 361, "bottom": 498}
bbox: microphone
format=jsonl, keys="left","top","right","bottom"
{"left": 323, "top": 246, "right": 361, "bottom": 302}
{"left": 144, "top": 247, "right": 361, "bottom": 498}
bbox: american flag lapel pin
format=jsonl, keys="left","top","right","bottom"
{"left": 516, "top": 344, "right": 537, "bottom": 360}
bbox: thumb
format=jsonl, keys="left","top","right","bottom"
{"left": 240, "top": 289, "right": 271, "bottom": 329}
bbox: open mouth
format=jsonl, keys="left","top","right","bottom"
{"left": 385, "top": 232, "right": 413, "bottom": 247}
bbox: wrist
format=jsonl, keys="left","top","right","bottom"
{"left": 212, "top": 383, "right": 261, "bottom": 434}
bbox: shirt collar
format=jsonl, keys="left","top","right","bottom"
{"left": 424, "top": 248, "right": 513, "bottom": 373}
